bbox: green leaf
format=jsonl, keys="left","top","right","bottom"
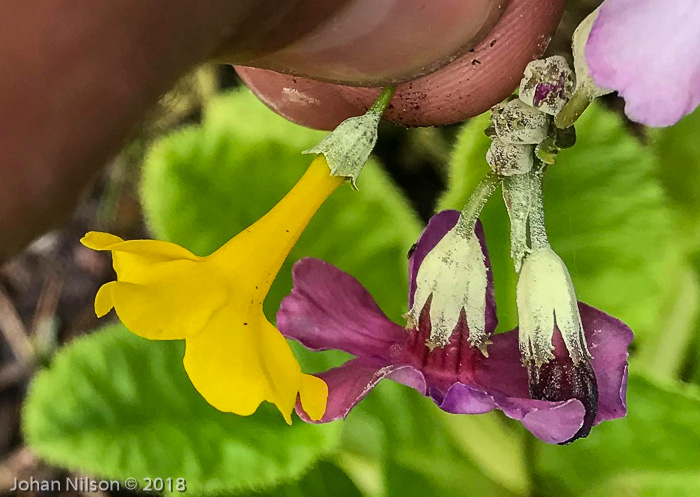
{"left": 355, "top": 382, "right": 522, "bottom": 497}
{"left": 440, "top": 411, "right": 529, "bottom": 496}
{"left": 653, "top": 108, "right": 700, "bottom": 385}
{"left": 241, "top": 461, "right": 363, "bottom": 497}
{"left": 24, "top": 324, "right": 340, "bottom": 496}
{"left": 533, "top": 374, "right": 700, "bottom": 497}
{"left": 140, "top": 88, "right": 422, "bottom": 329}
{"left": 438, "top": 105, "right": 682, "bottom": 341}
{"left": 655, "top": 107, "right": 700, "bottom": 231}
{"left": 634, "top": 267, "right": 700, "bottom": 380}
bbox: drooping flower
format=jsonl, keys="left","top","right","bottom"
{"left": 584, "top": 0, "right": 700, "bottom": 126}
{"left": 516, "top": 247, "right": 600, "bottom": 440}
{"left": 277, "top": 211, "right": 632, "bottom": 444}
{"left": 82, "top": 155, "right": 343, "bottom": 423}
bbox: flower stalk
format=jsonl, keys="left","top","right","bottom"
{"left": 556, "top": 9, "right": 613, "bottom": 129}
{"left": 455, "top": 172, "right": 500, "bottom": 236}
{"left": 528, "top": 168, "right": 549, "bottom": 251}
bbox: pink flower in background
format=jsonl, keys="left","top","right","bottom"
{"left": 586, "top": 0, "right": 700, "bottom": 126}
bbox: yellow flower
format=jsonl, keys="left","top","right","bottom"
{"left": 81, "top": 156, "right": 343, "bottom": 423}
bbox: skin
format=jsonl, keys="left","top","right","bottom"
{"left": 0, "top": 0, "right": 564, "bottom": 259}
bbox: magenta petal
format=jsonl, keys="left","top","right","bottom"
{"left": 438, "top": 383, "right": 498, "bottom": 414}
{"left": 472, "top": 327, "right": 531, "bottom": 398}
{"left": 387, "top": 366, "right": 428, "bottom": 395}
{"left": 278, "top": 258, "right": 406, "bottom": 360}
{"left": 472, "top": 304, "right": 632, "bottom": 426}
{"left": 436, "top": 302, "right": 631, "bottom": 443}
{"left": 586, "top": 0, "right": 700, "bottom": 126}
{"left": 436, "top": 382, "right": 586, "bottom": 444}
{"left": 498, "top": 397, "right": 587, "bottom": 444}
{"left": 580, "top": 303, "right": 633, "bottom": 424}
{"left": 296, "top": 357, "right": 425, "bottom": 423}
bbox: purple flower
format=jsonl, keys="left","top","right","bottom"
{"left": 585, "top": 0, "right": 700, "bottom": 126}
{"left": 277, "top": 211, "right": 633, "bottom": 444}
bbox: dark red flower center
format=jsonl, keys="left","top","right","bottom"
{"left": 391, "top": 298, "right": 485, "bottom": 395}
{"left": 527, "top": 331, "right": 599, "bottom": 444}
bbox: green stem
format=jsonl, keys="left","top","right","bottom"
{"left": 523, "top": 431, "right": 541, "bottom": 497}
{"left": 369, "top": 86, "right": 396, "bottom": 115}
{"left": 554, "top": 90, "right": 592, "bottom": 129}
{"left": 528, "top": 170, "right": 550, "bottom": 250}
{"left": 456, "top": 172, "right": 500, "bottom": 235}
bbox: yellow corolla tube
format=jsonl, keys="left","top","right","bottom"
{"left": 81, "top": 155, "right": 342, "bottom": 423}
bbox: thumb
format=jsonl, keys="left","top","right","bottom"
{"left": 217, "top": 0, "right": 506, "bottom": 86}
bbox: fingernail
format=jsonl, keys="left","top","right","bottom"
{"left": 245, "top": 0, "right": 505, "bottom": 85}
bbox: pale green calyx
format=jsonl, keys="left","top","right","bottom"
{"left": 517, "top": 247, "right": 592, "bottom": 367}
{"left": 304, "top": 87, "right": 394, "bottom": 188}
{"left": 407, "top": 228, "right": 490, "bottom": 353}
{"left": 486, "top": 138, "right": 535, "bottom": 177}
{"left": 491, "top": 99, "right": 551, "bottom": 144}
{"left": 556, "top": 9, "right": 613, "bottom": 129}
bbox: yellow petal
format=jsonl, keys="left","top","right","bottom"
{"left": 183, "top": 307, "right": 304, "bottom": 423}
{"left": 82, "top": 232, "right": 199, "bottom": 281}
{"left": 94, "top": 281, "right": 116, "bottom": 317}
{"left": 81, "top": 231, "right": 125, "bottom": 249}
{"left": 299, "top": 374, "right": 328, "bottom": 421}
{"left": 211, "top": 156, "right": 343, "bottom": 299}
{"left": 108, "top": 259, "right": 228, "bottom": 340}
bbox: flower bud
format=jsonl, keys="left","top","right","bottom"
{"left": 486, "top": 138, "right": 534, "bottom": 177}
{"left": 519, "top": 56, "right": 574, "bottom": 116}
{"left": 491, "top": 99, "right": 550, "bottom": 145}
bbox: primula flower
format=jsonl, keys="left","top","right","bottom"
{"left": 278, "top": 210, "right": 633, "bottom": 444}
{"left": 584, "top": 0, "right": 700, "bottom": 126}
{"left": 517, "top": 247, "right": 599, "bottom": 440}
{"left": 81, "top": 155, "right": 343, "bottom": 423}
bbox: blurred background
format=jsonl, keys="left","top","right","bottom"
{"left": 2, "top": 3, "right": 700, "bottom": 497}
